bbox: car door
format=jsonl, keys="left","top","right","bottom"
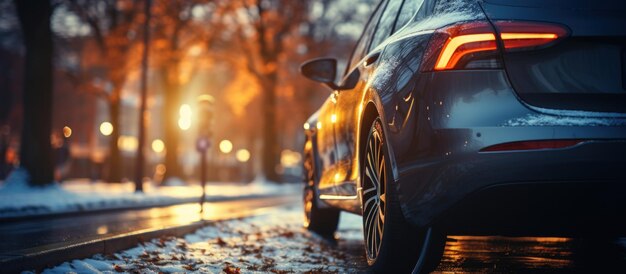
{"left": 332, "top": 0, "right": 406, "bottom": 198}
{"left": 314, "top": 95, "right": 341, "bottom": 197}
{"left": 314, "top": 1, "right": 386, "bottom": 202}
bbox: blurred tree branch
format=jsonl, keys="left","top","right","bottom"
{"left": 64, "top": 0, "right": 144, "bottom": 182}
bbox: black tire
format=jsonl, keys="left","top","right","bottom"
{"left": 303, "top": 151, "right": 340, "bottom": 236}
{"left": 361, "top": 118, "right": 446, "bottom": 273}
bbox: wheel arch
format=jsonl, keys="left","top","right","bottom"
{"left": 357, "top": 99, "right": 400, "bottom": 208}
{"left": 359, "top": 103, "right": 380, "bottom": 168}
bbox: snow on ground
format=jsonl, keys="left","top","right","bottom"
{"left": 0, "top": 168, "right": 300, "bottom": 219}
{"left": 36, "top": 205, "right": 366, "bottom": 274}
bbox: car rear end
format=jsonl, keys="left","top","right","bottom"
{"left": 483, "top": 0, "right": 626, "bottom": 113}
{"left": 396, "top": 0, "right": 626, "bottom": 236}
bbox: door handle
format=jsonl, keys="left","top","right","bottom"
{"left": 364, "top": 52, "right": 381, "bottom": 67}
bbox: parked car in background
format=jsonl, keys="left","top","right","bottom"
{"left": 300, "top": 0, "right": 626, "bottom": 272}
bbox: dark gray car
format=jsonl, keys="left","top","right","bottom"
{"left": 300, "top": 0, "right": 626, "bottom": 272}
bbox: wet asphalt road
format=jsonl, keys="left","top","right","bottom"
{"left": 0, "top": 194, "right": 298, "bottom": 260}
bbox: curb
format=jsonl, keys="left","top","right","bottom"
{"left": 1, "top": 220, "right": 212, "bottom": 273}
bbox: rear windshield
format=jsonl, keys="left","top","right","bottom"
{"left": 484, "top": 0, "right": 626, "bottom": 10}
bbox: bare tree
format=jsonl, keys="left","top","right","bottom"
{"left": 227, "top": 0, "right": 309, "bottom": 181}
{"left": 67, "top": 0, "right": 143, "bottom": 182}
{"left": 151, "top": 0, "right": 212, "bottom": 182}
{"left": 194, "top": 0, "right": 373, "bottom": 181}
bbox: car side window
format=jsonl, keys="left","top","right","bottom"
{"left": 347, "top": 1, "right": 386, "bottom": 73}
{"left": 368, "top": 0, "right": 403, "bottom": 52}
{"left": 395, "top": 0, "right": 424, "bottom": 30}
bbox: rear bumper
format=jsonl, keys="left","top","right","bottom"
{"left": 396, "top": 139, "right": 626, "bottom": 235}
{"left": 437, "top": 180, "right": 626, "bottom": 237}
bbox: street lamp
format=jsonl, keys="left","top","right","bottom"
{"left": 196, "top": 94, "right": 215, "bottom": 212}
{"left": 178, "top": 104, "right": 192, "bottom": 131}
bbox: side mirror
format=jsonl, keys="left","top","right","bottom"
{"left": 300, "top": 58, "right": 341, "bottom": 90}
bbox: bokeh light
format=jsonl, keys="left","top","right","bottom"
{"left": 151, "top": 139, "right": 165, "bottom": 153}
{"left": 62, "top": 126, "right": 72, "bottom": 138}
{"left": 117, "top": 135, "right": 138, "bottom": 152}
{"left": 178, "top": 104, "right": 192, "bottom": 130}
{"left": 155, "top": 164, "right": 166, "bottom": 175}
{"left": 99, "top": 122, "right": 113, "bottom": 136}
{"left": 280, "top": 149, "right": 302, "bottom": 168}
{"left": 219, "top": 139, "right": 233, "bottom": 154}
{"left": 236, "top": 149, "right": 251, "bottom": 163}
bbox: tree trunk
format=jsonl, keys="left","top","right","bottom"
{"left": 108, "top": 98, "right": 123, "bottom": 182}
{"left": 14, "top": 0, "right": 54, "bottom": 186}
{"left": 161, "top": 66, "right": 182, "bottom": 182}
{"left": 261, "top": 72, "right": 279, "bottom": 182}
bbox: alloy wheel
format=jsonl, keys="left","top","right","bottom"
{"left": 362, "top": 124, "right": 386, "bottom": 260}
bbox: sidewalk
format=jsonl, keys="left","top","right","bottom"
{"left": 33, "top": 205, "right": 364, "bottom": 274}
{"left": 0, "top": 169, "right": 300, "bottom": 219}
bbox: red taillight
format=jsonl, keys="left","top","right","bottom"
{"left": 480, "top": 140, "right": 584, "bottom": 152}
{"left": 422, "top": 21, "right": 498, "bottom": 71}
{"left": 421, "top": 21, "right": 569, "bottom": 71}
{"left": 495, "top": 21, "right": 568, "bottom": 52}
{"left": 435, "top": 33, "right": 497, "bottom": 70}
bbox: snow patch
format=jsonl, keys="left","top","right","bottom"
{"left": 40, "top": 205, "right": 366, "bottom": 273}
{"left": 1, "top": 168, "right": 61, "bottom": 193}
{"left": 505, "top": 114, "right": 626, "bottom": 127}
{"left": 504, "top": 107, "right": 626, "bottom": 126}
{"left": 0, "top": 176, "right": 299, "bottom": 219}
{"left": 371, "top": 56, "right": 400, "bottom": 91}
{"left": 404, "top": 0, "right": 482, "bottom": 33}
{"left": 162, "top": 177, "right": 186, "bottom": 186}
{"left": 527, "top": 105, "right": 626, "bottom": 118}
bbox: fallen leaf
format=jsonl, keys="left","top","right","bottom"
{"left": 223, "top": 265, "right": 241, "bottom": 274}
{"left": 216, "top": 237, "right": 228, "bottom": 247}
{"left": 280, "top": 231, "right": 295, "bottom": 238}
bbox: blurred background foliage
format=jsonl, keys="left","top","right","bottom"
{"left": 0, "top": 0, "right": 376, "bottom": 185}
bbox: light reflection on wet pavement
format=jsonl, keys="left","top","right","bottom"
{"left": 0, "top": 195, "right": 299, "bottom": 256}
{"left": 335, "top": 212, "right": 626, "bottom": 273}
{"left": 17, "top": 195, "right": 626, "bottom": 273}
{"left": 433, "top": 235, "right": 626, "bottom": 273}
